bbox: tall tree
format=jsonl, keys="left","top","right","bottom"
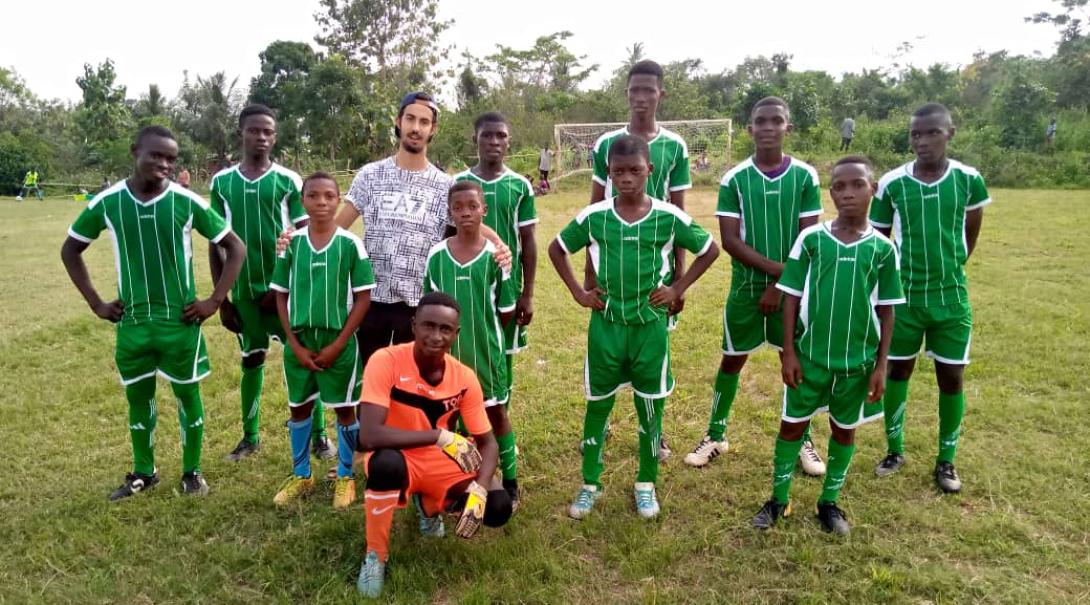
{"left": 313, "top": 0, "right": 452, "bottom": 97}
{"left": 177, "top": 71, "right": 243, "bottom": 165}
{"left": 249, "top": 41, "right": 318, "bottom": 159}
{"left": 74, "top": 59, "right": 133, "bottom": 173}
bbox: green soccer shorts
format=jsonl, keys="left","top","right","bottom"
{"left": 234, "top": 296, "right": 285, "bottom": 357}
{"left": 283, "top": 328, "right": 362, "bottom": 408}
{"left": 721, "top": 289, "right": 784, "bottom": 355}
{"left": 115, "top": 320, "right": 210, "bottom": 385}
{"left": 584, "top": 312, "right": 674, "bottom": 401}
{"left": 782, "top": 355, "right": 882, "bottom": 429}
{"left": 889, "top": 302, "right": 973, "bottom": 365}
{"left": 503, "top": 319, "right": 528, "bottom": 355}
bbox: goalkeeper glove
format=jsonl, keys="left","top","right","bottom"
{"left": 454, "top": 481, "right": 487, "bottom": 539}
{"left": 436, "top": 429, "right": 482, "bottom": 473}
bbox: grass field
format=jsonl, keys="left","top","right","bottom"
{"left": 2, "top": 187, "right": 1089, "bottom": 604}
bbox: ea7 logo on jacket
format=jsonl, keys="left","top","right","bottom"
{"left": 389, "top": 386, "right": 468, "bottom": 429}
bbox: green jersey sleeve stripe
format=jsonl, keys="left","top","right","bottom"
{"left": 966, "top": 197, "right": 992, "bottom": 211}
{"left": 269, "top": 283, "right": 288, "bottom": 292}
{"left": 209, "top": 226, "right": 231, "bottom": 244}
{"left": 67, "top": 227, "right": 94, "bottom": 243}
{"left": 517, "top": 217, "right": 540, "bottom": 226}
{"left": 692, "top": 236, "right": 713, "bottom": 257}
{"left": 554, "top": 235, "right": 573, "bottom": 255}
{"left": 776, "top": 283, "right": 804, "bottom": 297}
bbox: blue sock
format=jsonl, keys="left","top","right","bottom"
{"left": 288, "top": 416, "right": 313, "bottom": 478}
{"left": 337, "top": 420, "right": 359, "bottom": 478}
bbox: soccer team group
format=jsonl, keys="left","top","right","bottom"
{"left": 59, "top": 60, "right": 989, "bottom": 597}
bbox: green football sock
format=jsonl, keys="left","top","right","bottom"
{"left": 771, "top": 436, "right": 806, "bottom": 505}
{"left": 802, "top": 422, "right": 813, "bottom": 443}
{"left": 239, "top": 364, "right": 264, "bottom": 444}
{"left": 125, "top": 377, "right": 158, "bottom": 476}
{"left": 581, "top": 395, "right": 615, "bottom": 487}
{"left": 883, "top": 378, "right": 910, "bottom": 454}
{"left": 634, "top": 395, "right": 665, "bottom": 484}
{"left": 496, "top": 430, "right": 518, "bottom": 481}
{"left": 172, "top": 382, "right": 205, "bottom": 474}
{"left": 818, "top": 437, "right": 857, "bottom": 505}
{"left": 311, "top": 398, "right": 328, "bottom": 440}
{"left": 706, "top": 371, "right": 739, "bottom": 441}
{"left": 937, "top": 391, "right": 965, "bottom": 464}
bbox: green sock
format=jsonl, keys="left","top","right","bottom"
{"left": 706, "top": 371, "right": 739, "bottom": 441}
{"left": 771, "top": 436, "right": 806, "bottom": 505}
{"left": 239, "top": 364, "right": 264, "bottom": 444}
{"left": 802, "top": 422, "right": 813, "bottom": 443}
{"left": 819, "top": 437, "right": 857, "bottom": 504}
{"left": 634, "top": 395, "right": 665, "bottom": 484}
{"left": 883, "top": 378, "right": 910, "bottom": 454}
{"left": 937, "top": 391, "right": 965, "bottom": 464}
{"left": 312, "top": 398, "right": 328, "bottom": 440}
{"left": 125, "top": 378, "right": 158, "bottom": 476}
{"left": 173, "top": 383, "right": 205, "bottom": 474}
{"left": 581, "top": 395, "right": 615, "bottom": 487}
{"left": 496, "top": 430, "right": 518, "bottom": 481}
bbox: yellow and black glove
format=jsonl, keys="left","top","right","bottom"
{"left": 436, "top": 429, "right": 482, "bottom": 473}
{"left": 454, "top": 481, "right": 488, "bottom": 539}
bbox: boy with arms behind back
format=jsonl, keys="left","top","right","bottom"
{"left": 870, "top": 103, "right": 991, "bottom": 493}
{"left": 684, "top": 97, "right": 827, "bottom": 476}
{"left": 424, "top": 180, "right": 522, "bottom": 509}
{"left": 209, "top": 104, "right": 335, "bottom": 462}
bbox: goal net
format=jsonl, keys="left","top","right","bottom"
{"left": 552, "top": 118, "right": 733, "bottom": 183}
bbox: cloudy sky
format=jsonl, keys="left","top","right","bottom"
{"left": 1, "top": 0, "right": 1062, "bottom": 104}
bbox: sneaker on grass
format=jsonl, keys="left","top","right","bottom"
{"left": 109, "top": 472, "right": 159, "bottom": 502}
{"left": 683, "top": 435, "right": 729, "bottom": 468}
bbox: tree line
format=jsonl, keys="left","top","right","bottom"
{"left": 2, "top": 0, "right": 1088, "bottom": 193}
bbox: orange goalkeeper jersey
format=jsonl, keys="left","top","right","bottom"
{"left": 360, "top": 343, "right": 491, "bottom": 435}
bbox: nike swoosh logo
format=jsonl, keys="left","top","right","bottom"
{"left": 371, "top": 505, "right": 396, "bottom": 515}
{"left": 399, "top": 376, "right": 411, "bottom": 382}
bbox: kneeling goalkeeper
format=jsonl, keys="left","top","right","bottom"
{"left": 355, "top": 292, "right": 513, "bottom": 598}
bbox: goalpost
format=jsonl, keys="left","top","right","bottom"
{"left": 552, "top": 118, "right": 733, "bottom": 183}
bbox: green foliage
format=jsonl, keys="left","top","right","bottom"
{"left": 0, "top": 132, "right": 49, "bottom": 194}
{"left": 74, "top": 59, "right": 133, "bottom": 173}
{"left": 993, "top": 68, "right": 1054, "bottom": 148}
{"left": 7, "top": 7, "right": 1090, "bottom": 189}
{"left": 249, "top": 41, "right": 318, "bottom": 157}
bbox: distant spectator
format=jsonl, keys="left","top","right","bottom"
{"left": 586, "top": 146, "right": 593, "bottom": 168}
{"left": 538, "top": 146, "right": 553, "bottom": 192}
{"left": 1046, "top": 118, "right": 1057, "bottom": 146}
{"left": 840, "top": 116, "right": 856, "bottom": 151}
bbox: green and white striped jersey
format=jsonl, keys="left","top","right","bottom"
{"left": 453, "top": 168, "right": 537, "bottom": 295}
{"left": 210, "top": 163, "right": 307, "bottom": 301}
{"left": 68, "top": 180, "right": 230, "bottom": 326}
{"left": 592, "top": 127, "right": 692, "bottom": 200}
{"left": 777, "top": 223, "right": 905, "bottom": 372}
{"left": 423, "top": 239, "right": 516, "bottom": 402}
{"left": 869, "top": 159, "right": 991, "bottom": 307}
{"left": 716, "top": 156, "right": 823, "bottom": 296}
{"left": 557, "top": 198, "right": 713, "bottom": 325}
{"left": 269, "top": 227, "right": 376, "bottom": 331}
